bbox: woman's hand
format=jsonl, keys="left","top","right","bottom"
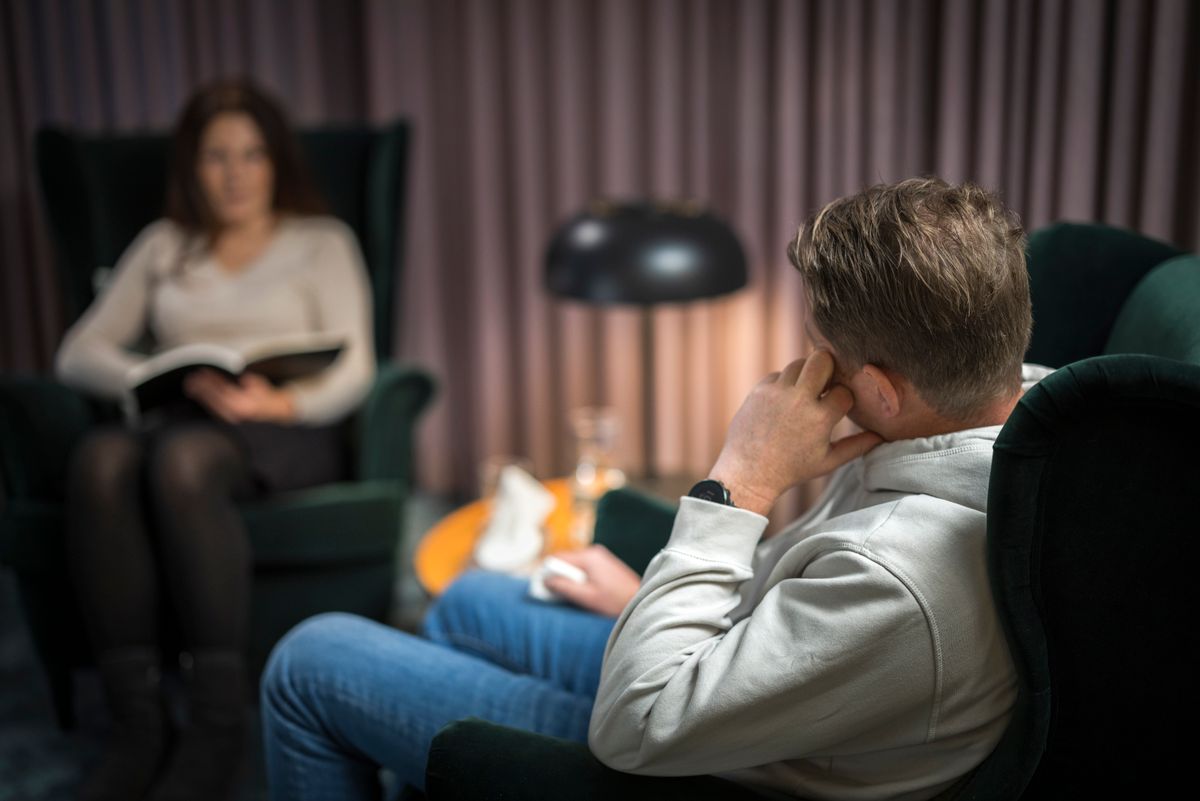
{"left": 543, "top": 545, "right": 643, "bottom": 618}
{"left": 183, "top": 369, "right": 297, "bottom": 424}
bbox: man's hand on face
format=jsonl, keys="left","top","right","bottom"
{"left": 544, "top": 545, "right": 642, "bottom": 618}
{"left": 708, "top": 350, "right": 883, "bottom": 517}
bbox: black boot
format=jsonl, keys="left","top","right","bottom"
{"left": 79, "top": 647, "right": 171, "bottom": 801}
{"left": 148, "top": 650, "right": 247, "bottom": 801}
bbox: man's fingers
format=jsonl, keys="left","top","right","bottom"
{"left": 826, "top": 430, "right": 883, "bottom": 467}
{"left": 778, "top": 358, "right": 805, "bottom": 386}
{"left": 821, "top": 383, "right": 855, "bottom": 416}
{"left": 758, "top": 370, "right": 782, "bottom": 386}
{"left": 544, "top": 575, "right": 597, "bottom": 610}
{"left": 798, "top": 349, "right": 836, "bottom": 393}
{"left": 543, "top": 574, "right": 582, "bottom": 597}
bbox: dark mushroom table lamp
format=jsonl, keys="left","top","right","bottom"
{"left": 545, "top": 200, "right": 748, "bottom": 480}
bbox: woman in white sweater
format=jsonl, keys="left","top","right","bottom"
{"left": 55, "top": 79, "right": 374, "bottom": 801}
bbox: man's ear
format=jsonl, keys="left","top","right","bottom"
{"left": 860, "top": 364, "right": 902, "bottom": 418}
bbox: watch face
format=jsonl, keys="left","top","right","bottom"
{"left": 689, "top": 479, "right": 729, "bottom": 505}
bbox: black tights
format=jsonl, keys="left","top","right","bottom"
{"left": 66, "top": 422, "right": 256, "bottom": 653}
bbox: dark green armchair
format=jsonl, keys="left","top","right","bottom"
{"left": 1023, "top": 221, "right": 1185, "bottom": 367}
{"left": 0, "top": 121, "right": 435, "bottom": 729}
{"left": 953, "top": 353, "right": 1200, "bottom": 799}
{"left": 425, "top": 228, "right": 1200, "bottom": 800}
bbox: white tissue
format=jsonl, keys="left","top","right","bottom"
{"left": 528, "top": 555, "right": 588, "bottom": 601}
{"left": 473, "top": 465, "right": 555, "bottom": 573}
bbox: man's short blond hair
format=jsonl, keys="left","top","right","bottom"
{"left": 789, "top": 178, "right": 1032, "bottom": 421}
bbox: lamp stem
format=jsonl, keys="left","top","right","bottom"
{"left": 642, "top": 306, "right": 656, "bottom": 482}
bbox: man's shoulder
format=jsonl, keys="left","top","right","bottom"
{"left": 785, "top": 494, "right": 985, "bottom": 586}
{"left": 861, "top": 494, "right": 986, "bottom": 569}
{"left": 842, "top": 491, "right": 981, "bottom": 547}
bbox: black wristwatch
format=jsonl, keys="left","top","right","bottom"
{"left": 688, "top": 479, "right": 735, "bottom": 507}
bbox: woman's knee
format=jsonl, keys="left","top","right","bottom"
{"left": 148, "top": 424, "right": 246, "bottom": 500}
{"left": 68, "top": 427, "right": 143, "bottom": 503}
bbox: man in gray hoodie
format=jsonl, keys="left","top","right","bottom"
{"left": 554, "top": 178, "right": 1043, "bottom": 799}
{"left": 262, "top": 178, "right": 1042, "bottom": 801}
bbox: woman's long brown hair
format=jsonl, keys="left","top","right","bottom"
{"left": 165, "top": 78, "right": 327, "bottom": 237}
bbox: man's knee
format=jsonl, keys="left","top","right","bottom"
{"left": 261, "top": 612, "right": 371, "bottom": 719}
{"left": 423, "top": 570, "right": 526, "bottom": 640}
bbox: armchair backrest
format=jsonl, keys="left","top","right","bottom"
{"left": 1104, "top": 255, "right": 1200, "bottom": 364}
{"left": 955, "top": 355, "right": 1200, "bottom": 800}
{"left": 1025, "top": 222, "right": 1183, "bottom": 368}
{"left": 35, "top": 121, "right": 410, "bottom": 361}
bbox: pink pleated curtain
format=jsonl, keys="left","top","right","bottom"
{"left": 2, "top": 0, "right": 1198, "bottom": 509}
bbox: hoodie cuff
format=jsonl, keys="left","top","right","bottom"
{"left": 663, "top": 496, "right": 769, "bottom": 569}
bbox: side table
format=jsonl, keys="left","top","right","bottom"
{"left": 413, "top": 478, "right": 576, "bottom": 596}
{"left": 414, "top": 474, "right": 692, "bottom": 596}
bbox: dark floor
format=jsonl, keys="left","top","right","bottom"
{"left": 0, "top": 494, "right": 450, "bottom": 801}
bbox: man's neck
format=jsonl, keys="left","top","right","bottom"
{"left": 882, "top": 391, "right": 1023, "bottom": 442}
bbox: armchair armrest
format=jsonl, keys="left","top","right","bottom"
{"left": 425, "top": 718, "right": 762, "bottom": 801}
{"left": 593, "top": 488, "right": 677, "bottom": 576}
{"left": 354, "top": 362, "right": 436, "bottom": 483}
{"left": 0, "top": 376, "right": 97, "bottom": 502}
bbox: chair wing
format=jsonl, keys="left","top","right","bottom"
{"left": 1025, "top": 222, "right": 1183, "bottom": 368}
{"left": 971, "top": 354, "right": 1200, "bottom": 799}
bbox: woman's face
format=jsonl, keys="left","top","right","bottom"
{"left": 196, "top": 111, "right": 275, "bottom": 229}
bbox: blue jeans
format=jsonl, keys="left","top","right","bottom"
{"left": 260, "top": 571, "right": 616, "bottom": 799}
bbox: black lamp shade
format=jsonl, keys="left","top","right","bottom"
{"left": 545, "top": 201, "right": 748, "bottom": 305}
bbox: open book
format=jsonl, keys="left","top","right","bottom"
{"left": 123, "top": 333, "right": 344, "bottom": 422}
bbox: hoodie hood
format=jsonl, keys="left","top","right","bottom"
{"left": 853, "top": 363, "right": 1055, "bottom": 514}
{"left": 859, "top": 426, "right": 1002, "bottom": 513}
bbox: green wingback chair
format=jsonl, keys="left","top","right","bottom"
{"left": 955, "top": 351, "right": 1200, "bottom": 801}
{"left": 0, "top": 121, "right": 436, "bottom": 729}
{"left": 1024, "top": 222, "right": 1185, "bottom": 368}
{"left": 424, "top": 228, "right": 1200, "bottom": 800}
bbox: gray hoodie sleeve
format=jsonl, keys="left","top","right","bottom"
{"left": 588, "top": 497, "right": 934, "bottom": 776}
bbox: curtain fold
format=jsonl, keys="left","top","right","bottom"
{"left": 2, "top": 0, "right": 1197, "bottom": 505}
